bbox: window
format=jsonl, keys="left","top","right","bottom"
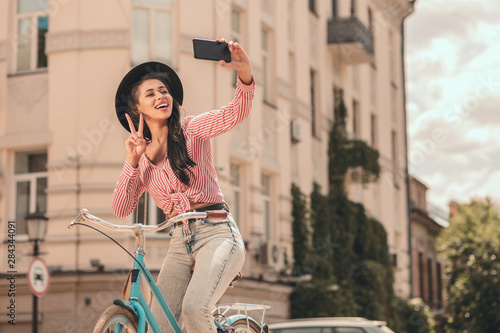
{"left": 288, "top": 0, "right": 295, "bottom": 44}
{"left": 231, "top": 8, "right": 241, "bottom": 36}
{"left": 16, "top": 0, "right": 49, "bottom": 72}
{"left": 391, "top": 86, "right": 397, "bottom": 123}
{"left": 418, "top": 252, "right": 424, "bottom": 299}
{"left": 333, "top": 87, "right": 341, "bottom": 122}
{"left": 131, "top": 0, "right": 174, "bottom": 66}
{"left": 133, "top": 192, "right": 167, "bottom": 231}
{"left": 308, "top": 0, "right": 316, "bottom": 13}
{"left": 332, "top": 0, "right": 338, "bottom": 18}
{"left": 351, "top": 0, "right": 356, "bottom": 16}
{"left": 230, "top": 163, "right": 241, "bottom": 225}
{"left": 261, "top": 174, "right": 271, "bottom": 241}
{"left": 391, "top": 130, "right": 398, "bottom": 183}
{"left": 262, "top": 27, "right": 271, "bottom": 102}
{"left": 370, "top": 113, "right": 377, "bottom": 147}
{"left": 436, "top": 262, "right": 443, "bottom": 306}
{"left": 368, "top": 8, "right": 374, "bottom": 32}
{"left": 13, "top": 150, "right": 47, "bottom": 235}
{"left": 352, "top": 100, "right": 360, "bottom": 138}
{"left": 427, "top": 258, "right": 433, "bottom": 304}
{"left": 271, "top": 328, "right": 323, "bottom": 333}
{"left": 370, "top": 65, "right": 377, "bottom": 107}
{"left": 310, "top": 70, "right": 317, "bottom": 137}
{"left": 389, "top": 30, "right": 395, "bottom": 84}
{"left": 231, "top": 7, "right": 242, "bottom": 86}
{"left": 336, "top": 328, "right": 365, "bottom": 333}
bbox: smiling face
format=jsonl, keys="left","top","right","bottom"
{"left": 135, "top": 79, "right": 173, "bottom": 123}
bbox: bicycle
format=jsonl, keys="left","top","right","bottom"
{"left": 69, "top": 208, "right": 270, "bottom": 333}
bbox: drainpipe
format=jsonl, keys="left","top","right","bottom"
{"left": 402, "top": 0, "right": 416, "bottom": 299}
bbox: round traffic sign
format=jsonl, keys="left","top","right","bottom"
{"left": 28, "top": 257, "right": 50, "bottom": 297}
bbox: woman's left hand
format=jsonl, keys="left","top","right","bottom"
{"left": 168, "top": 208, "right": 178, "bottom": 219}
{"left": 217, "top": 38, "right": 252, "bottom": 84}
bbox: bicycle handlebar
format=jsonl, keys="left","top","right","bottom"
{"left": 68, "top": 208, "right": 229, "bottom": 233}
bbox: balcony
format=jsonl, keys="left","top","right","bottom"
{"left": 327, "top": 17, "right": 374, "bottom": 64}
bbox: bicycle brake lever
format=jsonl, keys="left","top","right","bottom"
{"left": 68, "top": 208, "right": 88, "bottom": 229}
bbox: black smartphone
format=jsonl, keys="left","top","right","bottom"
{"left": 192, "top": 38, "right": 231, "bottom": 62}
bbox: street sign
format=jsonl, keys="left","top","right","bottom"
{"left": 28, "top": 257, "right": 50, "bottom": 297}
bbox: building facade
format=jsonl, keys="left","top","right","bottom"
{"left": 0, "top": 0, "right": 415, "bottom": 331}
{"left": 409, "top": 175, "right": 445, "bottom": 309}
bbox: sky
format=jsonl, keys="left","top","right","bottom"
{"left": 405, "top": 0, "right": 500, "bottom": 213}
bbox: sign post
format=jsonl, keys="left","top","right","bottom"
{"left": 28, "top": 256, "right": 50, "bottom": 333}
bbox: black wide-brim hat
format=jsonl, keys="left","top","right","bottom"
{"left": 115, "top": 61, "right": 183, "bottom": 133}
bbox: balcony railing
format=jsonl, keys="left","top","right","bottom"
{"left": 327, "top": 17, "right": 374, "bottom": 64}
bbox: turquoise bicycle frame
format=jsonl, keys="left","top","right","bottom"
{"left": 114, "top": 250, "right": 181, "bottom": 332}
{"left": 112, "top": 250, "right": 230, "bottom": 333}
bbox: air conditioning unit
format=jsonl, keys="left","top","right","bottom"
{"left": 290, "top": 120, "right": 302, "bottom": 143}
{"left": 259, "top": 241, "right": 285, "bottom": 271}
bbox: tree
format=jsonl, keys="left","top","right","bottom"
{"left": 437, "top": 198, "right": 500, "bottom": 332}
{"left": 291, "top": 183, "right": 311, "bottom": 277}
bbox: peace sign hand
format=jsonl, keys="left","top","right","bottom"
{"left": 125, "top": 113, "right": 147, "bottom": 167}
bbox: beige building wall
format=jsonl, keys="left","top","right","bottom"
{"left": 0, "top": 0, "right": 414, "bottom": 331}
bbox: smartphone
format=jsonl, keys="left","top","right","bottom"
{"left": 192, "top": 38, "right": 231, "bottom": 62}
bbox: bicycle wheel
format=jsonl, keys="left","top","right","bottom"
{"left": 230, "top": 318, "right": 261, "bottom": 333}
{"left": 93, "top": 305, "right": 138, "bottom": 333}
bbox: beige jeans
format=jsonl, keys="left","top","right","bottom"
{"left": 150, "top": 214, "right": 245, "bottom": 332}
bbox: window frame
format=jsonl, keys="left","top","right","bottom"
{"left": 13, "top": 1, "right": 49, "bottom": 73}
{"left": 261, "top": 26, "right": 275, "bottom": 105}
{"left": 11, "top": 150, "right": 48, "bottom": 237}
{"left": 368, "top": 7, "right": 374, "bottom": 32}
{"left": 230, "top": 162, "right": 242, "bottom": 226}
{"left": 132, "top": 192, "right": 167, "bottom": 232}
{"left": 261, "top": 173, "right": 272, "bottom": 242}
{"left": 131, "top": 0, "right": 176, "bottom": 66}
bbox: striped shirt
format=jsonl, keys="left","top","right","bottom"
{"left": 111, "top": 76, "right": 255, "bottom": 225}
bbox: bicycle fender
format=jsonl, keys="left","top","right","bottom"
{"left": 113, "top": 299, "right": 138, "bottom": 322}
{"left": 226, "top": 314, "right": 261, "bottom": 328}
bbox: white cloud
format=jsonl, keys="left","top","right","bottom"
{"left": 406, "top": 0, "right": 500, "bottom": 212}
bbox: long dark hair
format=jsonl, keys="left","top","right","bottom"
{"left": 127, "top": 72, "right": 196, "bottom": 186}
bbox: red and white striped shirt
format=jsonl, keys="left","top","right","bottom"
{"left": 111, "top": 77, "right": 255, "bottom": 224}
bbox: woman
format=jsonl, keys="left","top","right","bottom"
{"left": 111, "top": 39, "right": 254, "bottom": 332}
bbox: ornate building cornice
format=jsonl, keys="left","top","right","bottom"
{"left": 46, "top": 29, "right": 129, "bottom": 54}
{"left": 371, "top": 0, "right": 415, "bottom": 25}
